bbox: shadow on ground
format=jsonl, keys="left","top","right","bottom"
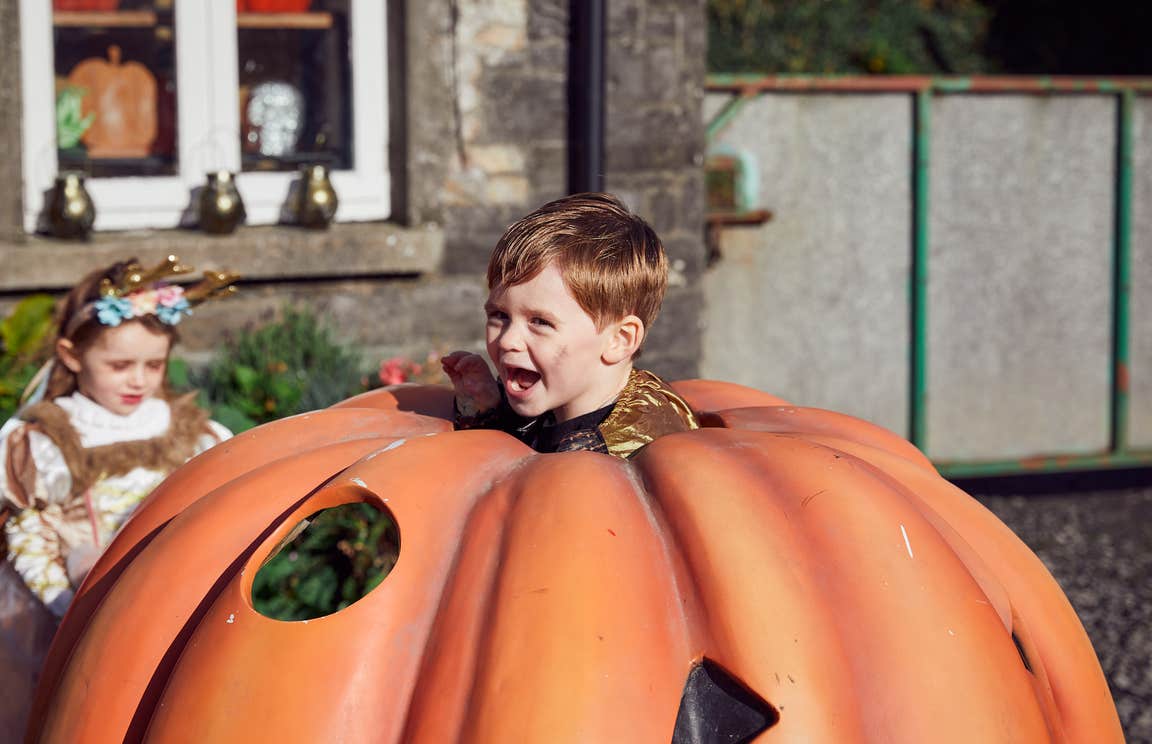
{"left": 957, "top": 469, "right": 1152, "bottom": 743}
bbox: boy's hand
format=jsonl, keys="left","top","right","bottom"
{"left": 441, "top": 351, "right": 501, "bottom": 416}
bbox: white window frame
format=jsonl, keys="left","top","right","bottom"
{"left": 20, "top": 0, "right": 389, "bottom": 233}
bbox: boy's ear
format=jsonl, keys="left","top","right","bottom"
{"left": 57, "top": 339, "right": 82, "bottom": 373}
{"left": 602, "top": 315, "right": 644, "bottom": 365}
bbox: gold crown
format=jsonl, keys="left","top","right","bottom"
{"left": 98, "top": 255, "right": 241, "bottom": 306}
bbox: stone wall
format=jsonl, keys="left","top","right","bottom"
{"left": 0, "top": 0, "right": 709, "bottom": 382}
{"left": 605, "top": 0, "right": 707, "bottom": 379}
{"left": 0, "top": 0, "right": 22, "bottom": 244}
{"left": 435, "top": 0, "right": 708, "bottom": 379}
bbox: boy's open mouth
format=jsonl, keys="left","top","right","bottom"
{"left": 504, "top": 367, "right": 541, "bottom": 393}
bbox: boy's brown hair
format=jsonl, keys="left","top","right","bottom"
{"left": 487, "top": 192, "right": 668, "bottom": 330}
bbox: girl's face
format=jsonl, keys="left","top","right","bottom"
{"left": 59, "top": 321, "right": 172, "bottom": 416}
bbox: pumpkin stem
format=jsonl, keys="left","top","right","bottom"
{"left": 108, "top": 45, "right": 121, "bottom": 66}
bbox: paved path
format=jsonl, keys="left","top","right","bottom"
{"left": 970, "top": 475, "right": 1152, "bottom": 743}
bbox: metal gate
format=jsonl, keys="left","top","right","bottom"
{"left": 703, "top": 75, "right": 1152, "bottom": 477}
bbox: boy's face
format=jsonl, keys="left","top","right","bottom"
{"left": 485, "top": 263, "right": 630, "bottom": 423}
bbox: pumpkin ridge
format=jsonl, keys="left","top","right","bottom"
{"left": 144, "top": 431, "right": 531, "bottom": 742}
{"left": 621, "top": 455, "right": 707, "bottom": 655}
{"left": 454, "top": 452, "right": 692, "bottom": 741}
{"left": 800, "top": 445, "right": 1063, "bottom": 739}
{"left": 30, "top": 381, "right": 1121, "bottom": 743}
{"left": 768, "top": 437, "right": 1054, "bottom": 741}
{"left": 38, "top": 441, "right": 392, "bottom": 741}
{"left": 401, "top": 461, "right": 524, "bottom": 743}
{"left": 829, "top": 442, "right": 1122, "bottom": 740}
{"left": 640, "top": 428, "right": 1062, "bottom": 741}
{"left": 635, "top": 430, "right": 870, "bottom": 738}
{"left": 707, "top": 405, "right": 935, "bottom": 472}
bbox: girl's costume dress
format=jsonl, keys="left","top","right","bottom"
{"left": 0, "top": 391, "right": 231, "bottom": 615}
{"left": 0, "top": 390, "right": 229, "bottom": 740}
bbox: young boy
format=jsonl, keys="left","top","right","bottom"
{"left": 441, "top": 192, "right": 698, "bottom": 458}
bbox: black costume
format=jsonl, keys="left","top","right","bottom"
{"left": 455, "top": 368, "right": 699, "bottom": 458}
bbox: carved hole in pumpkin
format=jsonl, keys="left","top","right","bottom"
{"left": 252, "top": 502, "right": 399, "bottom": 621}
{"left": 671, "top": 657, "right": 780, "bottom": 744}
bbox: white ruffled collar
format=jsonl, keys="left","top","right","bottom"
{"left": 52, "top": 392, "right": 172, "bottom": 448}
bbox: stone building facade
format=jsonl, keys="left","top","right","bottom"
{"left": 0, "top": 0, "right": 707, "bottom": 381}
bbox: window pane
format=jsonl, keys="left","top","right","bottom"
{"left": 53, "top": 0, "right": 178, "bottom": 178}
{"left": 237, "top": 0, "right": 353, "bottom": 172}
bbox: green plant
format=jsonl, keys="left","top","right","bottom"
{"left": 56, "top": 86, "right": 94, "bottom": 150}
{"left": 192, "top": 308, "right": 365, "bottom": 432}
{"left": 708, "top": 0, "right": 995, "bottom": 75}
{"left": 252, "top": 503, "right": 399, "bottom": 621}
{"left": 0, "top": 295, "right": 57, "bottom": 421}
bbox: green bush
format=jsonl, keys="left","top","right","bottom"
{"left": 708, "top": 0, "right": 995, "bottom": 75}
{"left": 0, "top": 295, "right": 57, "bottom": 422}
{"left": 189, "top": 308, "right": 366, "bottom": 433}
{"left": 252, "top": 503, "right": 399, "bottom": 621}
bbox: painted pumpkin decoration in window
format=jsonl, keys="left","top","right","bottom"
{"left": 66, "top": 45, "right": 157, "bottom": 158}
{"left": 28, "top": 382, "right": 1121, "bottom": 743}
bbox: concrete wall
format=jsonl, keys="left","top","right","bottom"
{"left": 928, "top": 95, "right": 1115, "bottom": 461}
{"left": 702, "top": 93, "right": 912, "bottom": 436}
{"left": 0, "top": 0, "right": 708, "bottom": 381}
{"left": 704, "top": 90, "right": 1138, "bottom": 464}
{"left": 1131, "top": 98, "right": 1152, "bottom": 449}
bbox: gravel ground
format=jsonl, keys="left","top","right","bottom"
{"left": 965, "top": 470, "right": 1152, "bottom": 743}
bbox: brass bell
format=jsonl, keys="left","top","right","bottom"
{"left": 297, "top": 164, "right": 339, "bottom": 229}
{"left": 45, "top": 172, "right": 96, "bottom": 240}
{"left": 199, "top": 170, "right": 246, "bottom": 235}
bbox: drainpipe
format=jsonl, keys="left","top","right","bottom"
{"left": 568, "top": 0, "right": 606, "bottom": 194}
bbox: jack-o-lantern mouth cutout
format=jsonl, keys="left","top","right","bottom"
{"left": 27, "top": 382, "right": 1122, "bottom": 743}
{"left": 671, "top": 658, "right": 779, "bottom": 744}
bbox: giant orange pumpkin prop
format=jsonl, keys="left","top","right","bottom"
{"left": 28, "top": 382, "right": 1120, "bottom": 743}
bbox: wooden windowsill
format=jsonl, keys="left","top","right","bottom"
{"left": 54, "top": 11, "right": 160, "bottom": 28}
{"left": 237, "top": 12, "right": 334, "bottom": 30}
{"left": 0, "top": 221, "right": 444, "bottom": 292}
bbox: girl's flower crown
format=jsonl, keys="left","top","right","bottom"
{"left": 66, "top": 255, "right": 240, "bottom": 336}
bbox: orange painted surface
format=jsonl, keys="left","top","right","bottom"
{"left": 30, "top": 382, "right": 1121, "bottom": 743}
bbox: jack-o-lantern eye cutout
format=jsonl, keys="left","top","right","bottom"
{"left": 252, "top": 502, "right": 400, "bottom": 621}
{"left": 671, "top": 658, "right": 779, "bottom": 744}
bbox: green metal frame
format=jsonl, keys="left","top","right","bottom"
{"left": 705, "top": 75, "right": 1152, "bottom": 477}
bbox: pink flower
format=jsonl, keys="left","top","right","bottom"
{"left": 379, "top": 357, "right": 410, "bottom": 385}
{"left": 154, "top": 285, "right": 185, "bottom": 307}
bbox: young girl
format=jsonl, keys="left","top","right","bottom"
{"left": 0, "top": 255, "right": 238, "bottom": 617}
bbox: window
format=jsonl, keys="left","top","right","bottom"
{"left": 21, "top": 0, "right": 389, "bottom": 232}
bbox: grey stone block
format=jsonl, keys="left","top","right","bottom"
{"left": 528, "top": 0, "right": 567, "bottom": 41}
{"left": 528, "top": 144, "right": 569, "bottom": 205}
{"left": 0, "top": 0, "right": 24, "bottom": 244}
{"left": 482, "top": 68, "right": 567, "bottom": 142}
{"left": 443, "top": 204, "right": 524, "bottom": 275}
{"left": 645, "top": 284, "right": 702, "bottom": 379}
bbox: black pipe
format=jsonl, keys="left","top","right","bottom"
{"left": 568, "top": 0, "right": 606, "bottom": 194}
